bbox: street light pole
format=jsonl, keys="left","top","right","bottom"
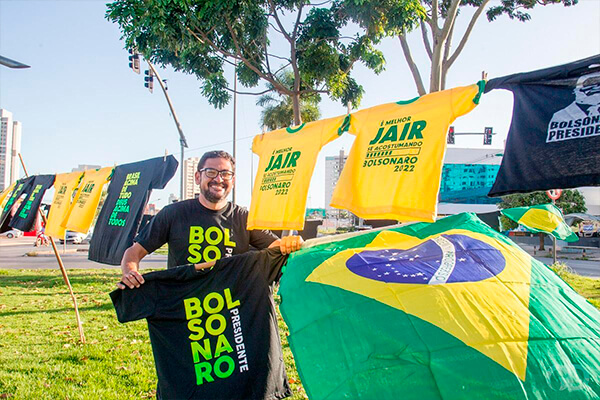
{"left": 0, "top": 55, "right": 30, "bottom": 69}
{"left": 232, "top": 63, "right": 237, "bottom": 204}
{"left": 145, "top": 61, "right": 188, "bottom": 200}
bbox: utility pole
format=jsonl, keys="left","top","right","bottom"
{"left": 145, "top": 61, "right": 188, "bottom": 200}
{"left": 232, "top": 63, "right": 237, "bottom": 204}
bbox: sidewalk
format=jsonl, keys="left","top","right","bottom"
{"left": 516, "top": 243, "right": 600, "bottom": 262}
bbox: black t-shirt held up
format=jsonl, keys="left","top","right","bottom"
{"left": 110, "top": 248, "right": 292, "bottom": 400}
{"left": 135, "top": 199, "right": 278, "bottom": 268}
{"left": 89, "top": 155, "right": 178, "bottom": 265}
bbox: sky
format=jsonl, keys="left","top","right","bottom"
{"left": 0, "top": 0, "right": 599, "bottom": 209}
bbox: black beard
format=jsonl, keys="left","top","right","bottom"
{"left": 202, "top": 182, "right": 227, "bottom": 203}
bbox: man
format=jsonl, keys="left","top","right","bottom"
{"left": 119, "top": 150, "right": 302, "bottom": 289}
{"left": 547, "top": 71, "right": 600, "bottom": 143}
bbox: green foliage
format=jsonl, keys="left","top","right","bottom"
{"left": 340, "top": 0, "right": 426, "bottom": 37}
{"left": 498, "top": 190, "right": 587, "bottom": 230}
{"left": 486, "top": 0, "right": 578, "bottom": 22}
{"left": 0, "top": 269, "right": 307, "bottom": 399}
{"left": 257, "top": 70, "right": 321, "bottom": 130}
{"left": 106, "top": 0, "right": 423, "bottom": 112}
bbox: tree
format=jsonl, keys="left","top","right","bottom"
{"left": 346, "top": 0, "right": 577, "bottom": 95}
{"left": 257, "top": 70, "right": 321, "bottom": 130}
{"left": 498, "top": 189, "right": 586, "bottom": 250}
{"left": 106, "top": 0, "right": 422, "bottom": 125}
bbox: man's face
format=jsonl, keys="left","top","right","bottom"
{"left": 575, "top": 74, "right": 600, "bottom": 106}
{"left": 195, "top": 157, "right": 235, "bottom": 204}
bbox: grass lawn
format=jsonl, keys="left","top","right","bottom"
{"left": 0, "top": 265, "right": 597, "bottom": 399}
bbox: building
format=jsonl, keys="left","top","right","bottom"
{"left": 71, "top": 164, "right": 101, "bottom": 172}
{"left": 10, "top": 121, "right": 21, "bottom": 185}
{"left": 183, "top": 157, "right": 200, "bottom": 200}
{"left": 323, "top": 147, "right": 504, "bottom": 218}
{"left": 324, "top": 149, "right": 347, "bottom": 215}
{"left": 0, "top": 109, "right": 22, "bottom": 192}
{"left": 439, "top": 148, "right": 503, "bottom": 206}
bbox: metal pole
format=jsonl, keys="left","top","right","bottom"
{"left": 18, "top": 153, "right": 85, "bottom": 343}
{"left": 146, "top": 61, "right": 188, "bottom": 200}
{"left": 232, "top": 63, "right": 237, "bottom": 204}
{"left": 181, "top": 140, "right": 185, "bottom": 200}
{"left": 552, "top": 198, "right": 557, "bottom": 264}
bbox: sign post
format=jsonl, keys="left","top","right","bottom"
{"left": 546, "top": 189, "right": 563, "bottom": 264}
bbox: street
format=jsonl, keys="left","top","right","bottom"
{"left": 0, "top": 236, "right": 167, "bottom": 270}
{"left": 1, "top": 235, "right": 598, "bottom": 277}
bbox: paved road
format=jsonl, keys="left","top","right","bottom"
{"left": 534, "top": 256, "right": 599, "bottom": 278}
{"left": 0, "top": 236, "right": 167, "bottom": 270}
{"left": 1, "top": 236, "right": 598, "bottom": 277}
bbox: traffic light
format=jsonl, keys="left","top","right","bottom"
{"left": 447, "top": 126, "right": 455, "bottom": 144}
{"left": 484, "top": 127, "right": 493, "bottom": 145}
{"left": 128, "top": 49, "right": 140, "bottom": 74}
{"left": 144, "top": 69, "right": 154, "bottom": 93}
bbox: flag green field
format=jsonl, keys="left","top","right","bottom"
{"left": 279, "top": 213, "right": 600, "bottom": 400}
{"left": 501, "top": 203, "right": 578, "bottom": 242}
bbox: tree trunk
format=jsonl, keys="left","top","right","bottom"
{"left": 539, "top": 233, "right": 545, "bottom": 251}
{"left": 429, "top": 35, "right": 444, "bottom": 93}
{"left": 440, "top": 64, "right": 448, "bottom": 91}
{"left": 399, "top": 35, "right": 426, "bottom": 96}
{"left": 292, "top": 92, "right": 301, "bottom": 126}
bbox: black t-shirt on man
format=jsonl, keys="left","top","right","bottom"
{"left": 110, "top": 248, "right": 292, "bottom": 400}
{"left": 135, "top": 199, "right": 278, "bottom": 268}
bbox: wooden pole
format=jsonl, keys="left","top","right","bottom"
{"left": 18, "top": 153, "right": 86, "bottom": 344}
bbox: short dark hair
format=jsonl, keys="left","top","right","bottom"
{"left": 197, "top": 150, "right": 236, "bottom": 171}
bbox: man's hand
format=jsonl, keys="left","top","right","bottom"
{"left": 118, "top": 243, "right": 148, "bottom": 289}
{"left": 118, "top": 269, "right": 145, "bottom": 290}
{"left": 275, "top": 235, "right": 304, "bottom": 255}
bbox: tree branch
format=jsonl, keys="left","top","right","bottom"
{"left": 267, "top": 53, "right": 291, "bottom": 62}
{"left": 420, "top": 22, "right": 433, "bottom": 60}
{"left": 443, "top": 13, "right": 456, "bottom": 64}
{"left": 430, "top": 0, "right": 440, "bottom": 35}
{"left": 439, "top": 0, "right": 461, "bottom": 43}
{"left": 299, "top": 88, "right": 329, "bottom": 95}
{"left": 292, "top": 2, "right": 304, "bottom": 40}
{"left": 222, "top": 86, "right": 276, "bottom": 96}
{"left": 273, "top": 62, "right": 292, "bottom": 76}
{"left": 268, "top": 22, "right": 285, "bottom": 36}
{"left": 187, "top": 26, "right": 292, "bottom": 95}
{"left": 447, "top": 0, "right": 490, "bottom": 68}
{"left": 268, "top": 0, "right": 293, "bottom": 44}
{"left": 399, "top": 34, "right": 427, "bottom": 96}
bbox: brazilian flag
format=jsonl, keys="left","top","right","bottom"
{"left": 279, "top": 213, "right": 600, "bottom": 400}
{"left": 502, "top": 203, "right": 578, "bottom": 242}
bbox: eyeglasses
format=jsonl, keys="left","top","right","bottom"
{"left": 199, "top": 168, "right": 235, "bottom": 180}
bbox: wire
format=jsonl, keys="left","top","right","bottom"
{"left": 185, "top": 134, "right": 256, "bottom": 155}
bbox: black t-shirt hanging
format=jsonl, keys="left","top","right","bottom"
{"left": 109, "top": 248, "right": 292, "bottom": 400}
{"left": 135, "top": 200, "right": 278, "bottom": 268}
{"left": 8, "top": 175, "right": 55, "bottom": 232}
{"left": 88, "top": 155, "right": 178, "bottom": 265}
{"left": 0, "top": 176, "right": 35, "bottom": 230}
{"left": 485, "top": 54, "right": 600, "bottom": 197}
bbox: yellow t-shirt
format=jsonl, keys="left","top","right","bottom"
{"left": 45, "top": 171, "right": 84, "bottom": 238}
{"left": 0, "top": 182, "right": 16, "bottom": 210}
{"left": 62, "top": 167, "right": 113, "bottom": 234}
{"left": 248, "top": 115, "right": 349, "bottom": 230}
{"left": 330, "top": 82, "right": 485, "bottom": 222}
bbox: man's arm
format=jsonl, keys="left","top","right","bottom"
{"left": 118, "top": 242, "right": 149, "bottom": 289}
{"left": 268, "top": 235, "right": 304, "bottom": 255}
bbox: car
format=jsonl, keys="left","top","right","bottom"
{"left": 1, "top": 229, "right": 23, "bottom": 239}
{"left": 59, "top": 230, "right": 86, "bottom": 244}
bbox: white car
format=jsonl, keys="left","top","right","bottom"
{"left": 59, "top": 230, "right": 86, "bottom": 244}
{"left": 1, "top": 229, "right": 23, "bottom": 239}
